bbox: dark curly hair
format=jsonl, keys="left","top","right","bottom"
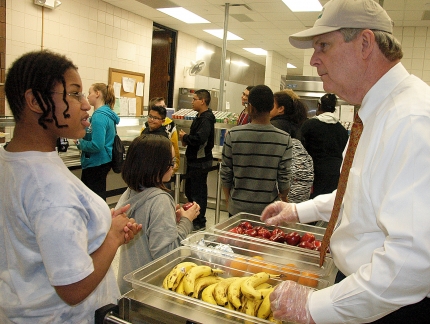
{"left": 274, "top": 90, "right": 308, "bottom": 126}
{"left": 319, "top": 93, "right": 337, "bottom": 113}
{"left": 5, "top": 50, "right": 78, "bottom": 129}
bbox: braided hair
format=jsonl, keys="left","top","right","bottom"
{"left": 5, "top": 50, "right": 78, "bottom": 129}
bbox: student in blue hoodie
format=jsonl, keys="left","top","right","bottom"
{"left": 76, "top": 83, "right": 119, "bottom": 200}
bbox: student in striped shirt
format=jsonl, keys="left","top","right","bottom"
{"left": 221, "top": 85, "right": 293, "bottom": 216}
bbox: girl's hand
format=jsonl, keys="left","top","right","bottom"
{"left": 110, "top": 204, "right": 142, "bottom": 244}
{"left": 181, "top": 202, "right": 200, "bottom": 222}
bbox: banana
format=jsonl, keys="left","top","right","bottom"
{"left": 165, "top": 261, "right": 197, "bottom": 290}
{"left": 201, "top": 282, "right": 219, "bottom": 305}
{"left": 192, "top": 276, "right": 223, "bottom": 298}
{"left": 241, "top": 272, "right": 280, "bottom": 300}
{"left": 256, "top": 287, "right": 274, "bottom": 319}
{"left": 175, "top": 277, "right": 187, "bottom": 295}
{"left": 255, "top": 282, "right": 272, "bottom": 290}
{"left": 242, "top": 298, "right": 257, "bottom": 316}
{"left": 225, "top": 301, "right": 235, "bottom": 310}
{"left": 213, "top": 277, "right": 240, "bottom": 306}
{"left": 227, "top": 277, "right": 249, "bottom": 309}
{"left": 183, "top": 265, "right": 224, "bottom": 296}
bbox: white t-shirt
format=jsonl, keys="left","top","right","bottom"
{"left": 0, "top": 148, "right": 119, "bottom": 323}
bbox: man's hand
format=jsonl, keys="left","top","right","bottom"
{"left": 270, "top": 280, "right": 315, "bottom": 324}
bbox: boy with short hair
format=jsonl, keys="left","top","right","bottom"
{"left": 221, "top": 85, "right": 292, "bottom": 216}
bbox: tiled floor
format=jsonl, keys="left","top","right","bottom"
{"left": 112, "top": 208, "right": 230, "bottom": 279}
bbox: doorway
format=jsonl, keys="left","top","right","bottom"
{"left": 149, "top": 23, "right": 177, "bottom": 109}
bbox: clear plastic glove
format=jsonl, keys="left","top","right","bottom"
{"left": 260, "top": 201, "right": 299, "bottom": 226}
{"left": 270, "top": 280, "right": 315, "bottom": 324}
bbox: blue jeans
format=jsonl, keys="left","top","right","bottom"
{"left": 184, "top": 161, "right": 212, "bottom": 227}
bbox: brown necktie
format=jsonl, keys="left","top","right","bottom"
{"left": 319, "top": 113, "right": 363, "bottom": 267}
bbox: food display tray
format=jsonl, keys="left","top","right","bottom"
{"left": 181, "top": 231, "right": 335, "bottom": 278}
{"left": 210, "top": 212, "right": 330, "bottom": 257}
{"left": 124, "top": 246, "right": 330, "bottom": 324}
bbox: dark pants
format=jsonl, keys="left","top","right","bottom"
{"left": 184, "top": 162, "right": 211, "bottom": 227}
{"left": 81, "top": 162, "right": 111, "bottom": 201}
{"left": 335, "top": 271, "right": 430, "bottom": 323}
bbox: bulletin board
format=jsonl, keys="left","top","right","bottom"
{"left": 108, "top": 68, "right": 145, "bottom": 116}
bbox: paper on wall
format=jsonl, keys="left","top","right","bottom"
{"left": 122, "top": 77, "right": 136, "bottom": 93}
{"left": 136, "top": 82, "right": 144, "bottom": 97}
{"left": 114, "top": 98, "right": 121, "bottom": 114}
{"left": 120, "top": 97, "right": 129, "bottom": 115}
{"left": 113, "top": 82, "right": 121, "bottom": 98}
{"left": 128, "top": 97, "right": 137, "bottom": 115}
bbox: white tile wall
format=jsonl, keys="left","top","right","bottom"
{"left": 5, "top": 0, "right": 154, "bottom": 115}
{"left": 265, "top": 50, "right": 288, "bottom": 92}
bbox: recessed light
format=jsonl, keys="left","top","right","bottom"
{"left": 157, "top": 7, "right": 210, "bottom": 24}
{"left": 282, "top": 0, "right": 322, "bottom": 12}
{"left": 287, "top": 63, "right": 297, "bottom": 68}
{"left": 203, "top": 29, "right": 243, "bottom": 40}
{"left": 243, "top": 48, "right": 267, "bottom": 55}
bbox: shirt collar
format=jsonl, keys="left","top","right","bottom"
{"left": 359, "top": 63, "right": 409, "bottom": 124}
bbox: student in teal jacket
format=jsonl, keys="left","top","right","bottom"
{"left": 77, "top": 83, "right": 119, "bottom": 200}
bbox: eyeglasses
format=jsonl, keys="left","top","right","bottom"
{"left": 192, "top": 97, "right": 201, "bottom": 102}
{"left": 148, "top": 114, "right": 164, "bottom": 121}
{"left": 52, "top": 92, "right": 86, "bottom": 102}
{"left": 169, "top": 157, "right": 178, "bottom": 168}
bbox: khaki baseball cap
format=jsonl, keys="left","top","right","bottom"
{"left": 289, "top": 0, "right": 393, "bottom": 49}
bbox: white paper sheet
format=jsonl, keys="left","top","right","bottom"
{"left": 113, "top": 82, "right": 121, "bottom": 98}
{"left": 128, "top": 98, "right": 137, "bottom": 115}
{"left": 122, "top": 77, "right": 135, "bottom": 93}
{"left": 120, "top": 97, "right": 129, "bottom": 115}
{"left": 136, "top": 82, "right": 144, "bottom": 97}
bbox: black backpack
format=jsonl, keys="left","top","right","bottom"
{"left": 111, "top": 125, "right": 125, "bottom": 173}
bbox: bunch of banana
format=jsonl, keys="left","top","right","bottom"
{"left": 201, "top": 282, "right": 219, "bottom": 305}
{"left": 162, "top": 261, "right": 197, "bottom": 291}
{"left": 242, "top": 287, "right": 273, "bottom": 317}
{"left": 241, "top": 272, "right": 279, "bottom": 300}
{"left": 183, "top": 265, "right": 224, "bottom": 296}
{"left": 213, "top": 277, "right": 240, "bottom": 306}
{"left": 255, "top": 287, "right": 275, "bottom": 319}
{"left": 227, "top": 277, "right": 249, "bottom": 309}
{"left": 192, "top": 276, "right": 223, "bottom": 299}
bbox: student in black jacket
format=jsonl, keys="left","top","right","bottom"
{"left": 300, "top": 93, "right": 348, "bottom": 198}
{"left": 179, "top": 89, "right": 215, "bottom": 231}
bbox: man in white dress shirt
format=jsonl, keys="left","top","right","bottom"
{"left": 260, "top": 0, "right": 430, "bottom": 323}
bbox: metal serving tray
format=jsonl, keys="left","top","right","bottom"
{"left": 210, "top": 212, "right": 329, "bottom": 257}
{"left": 124, "top": 246, "right": 329, "bottom": 324}
{"left": 181, "top": 232, "right": 335, "bottom": 278}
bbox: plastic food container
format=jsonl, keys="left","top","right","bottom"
{"left": 181, "top": 231, "right": 335, "bottom": 278}
{"left": 210, "top": 212, "right": 330, "bottom": 257}
{"left": 124, "top": 246, "right": 330, "bottom": 324}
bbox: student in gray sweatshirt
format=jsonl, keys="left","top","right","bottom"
{"left": 115, "top": 134, "right": 199, "bottom": 294}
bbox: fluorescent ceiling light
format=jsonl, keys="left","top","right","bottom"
{"left": 157, "top": 7, "right": 210, "bottom": 24}
{"left": 282, "top": 0, "right": 322, "bottom": 12}
{"left": 287, "top": 63, "right": 297, "bottom": 68}
{"left": 243, "top": 48, "right": 267, "bottom": 55}
{"left": 203, "top": 29, "right": 243, "bottom": 40}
